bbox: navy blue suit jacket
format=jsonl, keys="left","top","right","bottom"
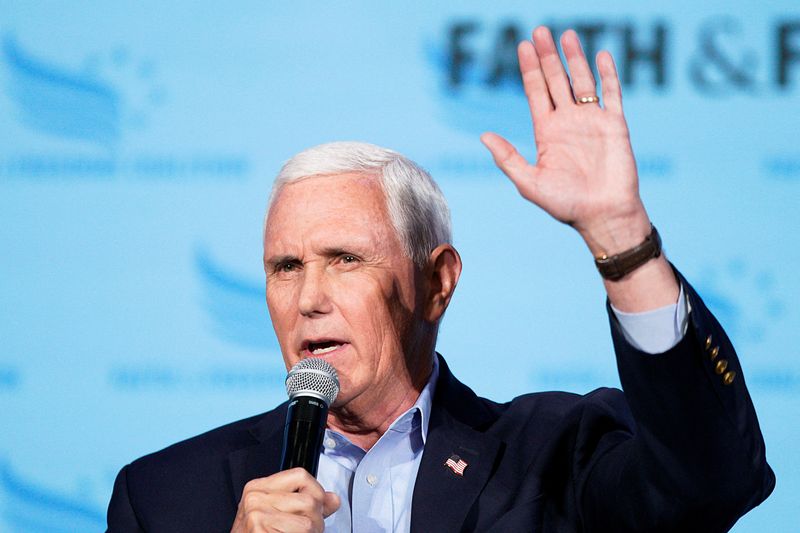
{"left": 107, "top": 279, "right": 774, "bottom": 532}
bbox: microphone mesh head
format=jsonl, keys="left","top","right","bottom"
{"left": 285, "top": 358, "right": 340, "bottom": 406}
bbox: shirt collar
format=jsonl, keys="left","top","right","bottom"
{"left": 415, "top": 354, "right": 438, "bottom": 445}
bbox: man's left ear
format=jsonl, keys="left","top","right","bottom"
{"left": 423, "top": 244, "right": 462, "bottom": 323}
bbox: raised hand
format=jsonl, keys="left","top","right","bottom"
{"left": 482, "top": 26, "right": 678, "bottom": 311}
{"left": 481, "top": 26, "right": 649, "bottom": 257}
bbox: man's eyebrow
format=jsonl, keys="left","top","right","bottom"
{"left": 320, "top": 236, "right": 374, "bottom": 254}
{"left": 264, "top": 254, "right": 299, "bottom": 266}
{"left": 319, "top": 246, "right": 356, "bottom": 256}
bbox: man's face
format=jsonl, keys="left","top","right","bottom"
{"left": 264, "top": 173, "right": 426, "bottom": 410}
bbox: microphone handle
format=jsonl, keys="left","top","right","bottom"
{"left": 280, "top": 396, "right": 328, "bottom": 475}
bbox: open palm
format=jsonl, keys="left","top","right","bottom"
{"left": 482, "top": 27, "right": 648, "bottom": 253}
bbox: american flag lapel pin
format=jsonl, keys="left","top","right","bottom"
{"left": 444, "top": 454, "right": 468, "bottom": 476}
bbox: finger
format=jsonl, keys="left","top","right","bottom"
{"left": 244, "top": 469, "right": 327, "bottom": 506}
{"left": 597, "top": 50, "right": 623, "bottom": 114}
{"left": 518, "top": 40, "right": 553, "bottom": 122}
{"left": 531, "top": 26, "right": 573, "bottom": 108}
{"left": 480, "top": 132, "right": 538, "bottom": 200}
{"left": 268, "top": 491, "right": 321, "bottom": 517}
{"left": 240, "top": 490, "right": 314, "bottom": 518}
{"left": 237, "top": 507, "right": 318, "bottom": 533}
{"left": 255, "top": 468, "right": 324, "bottom": 495}
{"left": 240, "top": 491, "right": 326, "bottom": 532}
{"left": 560, "top": 29, "right": 598, "bottom": 104}
{"left": 258, "top": 511, "right": 321, "bottom": 533}
{"left": 323, "top": 491, "right": 340, "bottom": 518}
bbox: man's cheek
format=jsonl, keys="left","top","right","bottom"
{"left": 267, "top": 290, "right": 294, "bottom": 321}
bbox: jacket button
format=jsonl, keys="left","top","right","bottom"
{"left": 715, "top": 359, "right": 728, "bottom": 375}
{"left": 723, "top": 371, "right": 737, "bottom": 386}
{"left": 705, "top": 334, "right": 713, "bottom": 350}
{"left": 709, "top": 346, "right": 720, "bottom": 361}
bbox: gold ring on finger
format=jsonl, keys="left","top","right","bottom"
{"left": 576, "top": 95, "right": 600, "bottom": 105}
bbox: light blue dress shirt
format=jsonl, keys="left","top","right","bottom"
{"left": 317, "top": 288, "right": 688, "bottom": 532}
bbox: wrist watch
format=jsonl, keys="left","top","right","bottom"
{"left": 594, "top": 225, "right": 662, "bottom": 281}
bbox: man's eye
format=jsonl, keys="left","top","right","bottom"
{"left": 341, "top": 255, "right": 358, "bottom": 263}
{"left": 277, "top": 262, "right": 296, "bottom": 273}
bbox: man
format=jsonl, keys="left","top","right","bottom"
{"left": 107, "top": 27, "right": 774, "bottom": 532}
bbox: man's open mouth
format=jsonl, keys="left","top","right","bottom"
{"left": 305, "top": 340, "right": 346, "bottom": 356}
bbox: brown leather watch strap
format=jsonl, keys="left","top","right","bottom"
{"left": 594, "top": 225, "right": 662, "bottom": 281}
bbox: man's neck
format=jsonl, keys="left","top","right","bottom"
{"left": 326, "top": 358, "right": 435, "bottom": 450}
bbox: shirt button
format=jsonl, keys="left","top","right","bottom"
{"left": 324, "top": 437, "right": 336, "bottom": 449}
{"left": 366, "top": 474, "right": 378, "bottom": 486}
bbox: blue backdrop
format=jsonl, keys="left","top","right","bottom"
{"left": 1, "top": 2, "right": 798, "bottom": 530}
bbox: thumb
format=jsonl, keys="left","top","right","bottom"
{"left": 479, "top": 132, "right": 538, "bottom": 201}
{"left": 322, "top": 491, "right": 340, "bottom": 517}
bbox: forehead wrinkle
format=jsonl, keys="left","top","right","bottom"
{"left": 265, "top": 173, "right": 401, "bottom": 255}
{"left": 265, "top": 171, "right": 393, "bottom": 248}
{"left": 269, "top": 173, "right": 388, "bottom": 222}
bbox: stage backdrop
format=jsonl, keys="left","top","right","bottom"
{"left": 1, "top": 1, "right": 797, "bottom": 530}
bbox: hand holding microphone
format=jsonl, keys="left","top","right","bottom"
{"left": 230, "top": 359, "right": 340, "bottom": 533}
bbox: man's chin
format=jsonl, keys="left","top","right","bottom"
{"left": 327, "top": 384, "right": 365, "bottom": 414}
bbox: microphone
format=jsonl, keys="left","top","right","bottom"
{"left": 280, "top": 358, "right": 340, "bottom": 475}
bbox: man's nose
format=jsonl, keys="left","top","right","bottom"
{"left": 297, "top": 266, "right": 332, "bottom": 317}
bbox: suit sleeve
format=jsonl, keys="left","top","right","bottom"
{"left": 107, "top": 465, "right": 146, "bottom": 533}
{"left": 577, "top": 271, "right": 775, "bottom": 532}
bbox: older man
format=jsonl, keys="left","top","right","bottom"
{"left": 107, "top": 27, "right": 773, "bottom": 532}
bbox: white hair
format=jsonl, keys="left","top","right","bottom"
{"left": 265, "top": 141, "right": 452, "bottom": 268}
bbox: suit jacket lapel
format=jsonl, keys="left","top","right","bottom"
{"left": 411, "top": 356, "right": 502, "bottom": 533}
{"left": 227, "top": 404, "right": 287, "bottom": 505}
